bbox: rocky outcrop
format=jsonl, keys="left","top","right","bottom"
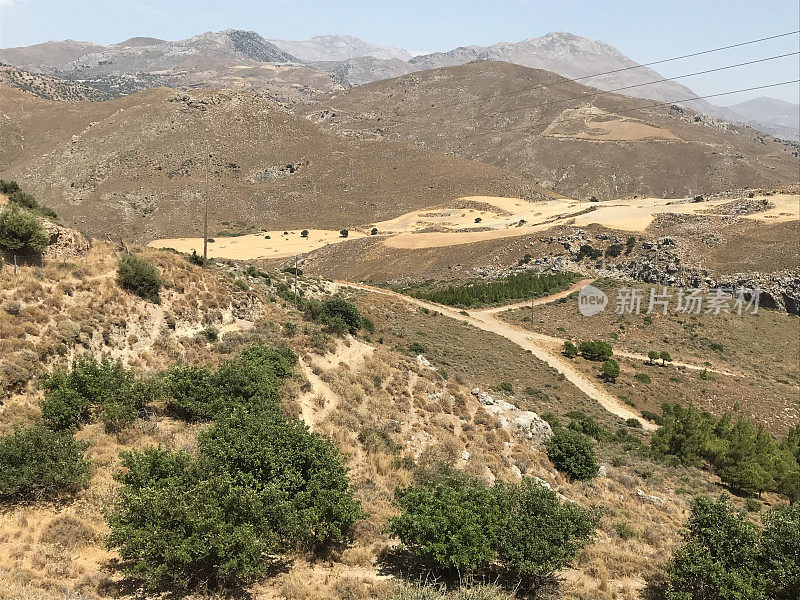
{"left": 471, "top": 388, "right": 552, "bottom": 445}
{"left": 42, "top": 220, "right": 90, "bottom": 259}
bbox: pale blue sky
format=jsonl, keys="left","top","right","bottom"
{"left": 1, "top": 0, "right": 798, "bottom": 104}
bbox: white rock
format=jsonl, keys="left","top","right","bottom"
{"left": 636, "top": 488, "right": 665, "bottom": 505}
{"left": 461, "top": 450, "right": 471, "bottom": 461}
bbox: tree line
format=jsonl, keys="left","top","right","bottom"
{"left": 403, "top": 271, "right": 580, "bottom": 308}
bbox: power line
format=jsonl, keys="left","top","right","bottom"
{"left": 459, "top": 79, "right": 800, "bottom": 138}
{"left": 569, "top": 30, "right": 800, "bottom": 83}
{"left": 322, "top": 30, "right": 799, "bottom": 121}
{"left": 521, "top": 52, "right": 799, "bottom": 113}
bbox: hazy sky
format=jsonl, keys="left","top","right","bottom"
{"left": 1, "top": 0, "right": 798, "bottom": 104}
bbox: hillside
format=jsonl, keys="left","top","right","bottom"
{"left": 302, "top": 61, "right": 799, "bottom": 199}
{"left": 0, "top": 63, "right": 112, "bottom": 101}
{"left": 0, "top": 235, "right": 797, "bottom": 600}
{"left": 0, "top": 84, "right": 545, "bottom": 242}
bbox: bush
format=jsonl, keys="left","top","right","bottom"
{"left": 665, "top": 496, "right": 765, "bottom": 600}
{"left": 187, "top": 250, "right": 205, "bottom": 266}
{"left": 492, "top": 478, "right": 600, "bottom": 580}
{"left": 388, "top": 469, "right": 497, "bottom": 571}
{"left": 0, "top": 424, "right": 90, "bottom": 501}
{"left": 117, "top": 253, "right": 162, "bottom": 303}
{"left": 566, "top": 411, "right": 611, "bottom": 441}
{"left": 40, "top": 356, "right": 161, "bottom": 431}
{"left": 651, "top": 403, "right": 799, "bottom": 500}
{"left": 600, "top": 359, "right": 619, "bottom": 382}
{"left": 578, "top": 340, "right": 613, "bottom": 361}
{"left": 0, "top": 179, "right": 21, "bottom": 194}
{"left": 108, "top": 408, "right": 363, "bottom": 590}
{"left": 761, "top": 505, "right": 800, "bottom": 599}
{"left": 546, "top": 428, "right": 599, "bottom": 481}
{"left": 303, "top": 297, "right": 365, "bottom": 335}
{"left": 634, "top": 372, "right": 651, "bottom": 384}
{"left": 408, "top": 341, "right": 428, "bottom": 355}
{"left": 388, "top": 470, "right": 599, "bottom": 582}
{"left": 8, "top": 191, "right": 38, "bottom": 210}
{"left": 0, "top": 206, "right": 50, "bottom": 253}
{"left": 563, "top": 341, "right": 578, "bottom": 358}
{"left": 165, "top": 344, "right": 297, "bottom": 421}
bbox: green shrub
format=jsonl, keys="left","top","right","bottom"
{"left": 0, "top": 179, "right": 20, "bottom": 194}
{"left": 578, "top": 340, "right": 613, "bottom": 361}
{"left": 563, "top": 341, "right": 578, "bottom": 358}
{"left": 303, "top": 297, "right": 365, "bottom": 334}
{"left": 0, "top": 424, "right": 90, "bottom": 501}
{"left": 566, "top": 411, "right": 611, "bottom": 441}
{"left": 388, "top": 470, "right": 599, "bottom": 581}
{"left": 546, "top": 428, "right": 599, "bottom": 481}
{"left": 651, "top": 403, "right": 800, "bottom": 501}
{"left": 8, "top": 191, "right": 38, "bottom": 210}
{"left": 408, "top": 341, "right": 428, "bottom": 355}
{"left": 665, "top": 495, "right": 765, "bottom": 600}
{"left": 761, "top": 505, "right": 800, "bottom": 599}
{"left": 40, "top": 356, "right": 161, "bottom": 431}
{"left": 600, "top": 359, "right": 619, "bottom": 382}
{"left": 614, "top": 522, "right": 636, "bottom": 540}
{"left": 496, "top": 381, "right": 514, "bottom": 394}
{"left": 187, "top": 250, "right": 205, "bottom": 266}
{"left": 389, "top": 469, "right": 498, "bottom": 570}
{"left": 165, "top": 344, "right": 297, "bottom": 421}
{"left": 0, "top": 206, "right": 50, "bottom": 253}
{"left": 634, "top": 373, "right": 651, "bottom": 384}
{"left": 117, "top": 253, "right": 162, "bottom": 303}
{"left": 625, "top": 418, "right": 643, "bottom": 429}
{"left": 492, "top": 478, "right": 600, "bottom": 580}
{"left": 108, "top": 409, "right": 363, "bottom": 590}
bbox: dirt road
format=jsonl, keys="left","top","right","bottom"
{"left": 338, "top": 279, "right": 659, "bottom": 430}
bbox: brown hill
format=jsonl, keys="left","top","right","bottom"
{"left": 0, "top": 63, "right": 112, "bottom": 101}
{"left": 0, "top": 85, "right": 545, "bottom": 242}
{"left": 301, "top": 61, "right": 799, "bottom": 199}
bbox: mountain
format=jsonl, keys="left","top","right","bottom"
{"left": 0, "top": 39, "right": 106, "bottom": 69}
{"left": 317, "top": 56, "right": 416, "bottom": 87}
{"left": 0, "top": 30, "right": 336, "bottom": 103}
{"left": 0, "top": 84, "right": 542, "bottom": 242}
{"left": 723, "top": 96, "right": 800, "bottom": 141}
{"left": 269, "top": 34, "right": 412, "bottom": 62}
{"left": 302, "top": 61, "right": 799, "bottom": 200}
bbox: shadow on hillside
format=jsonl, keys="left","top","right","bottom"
{"left": 99, "top": 557, "right": 292, "bottom": 599}
{"left": 376, "top": 547, "right": 560, "bottom": 599}
{"left": 1, "top": 249, "right": 43, "bottom": 268}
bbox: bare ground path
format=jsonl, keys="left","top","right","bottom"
{"left": 336, "top": 279, "right": 738, "bottom": 430}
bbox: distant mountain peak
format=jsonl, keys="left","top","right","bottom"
{"left": 269, "top": 34, "right": 412, "bottom": 62}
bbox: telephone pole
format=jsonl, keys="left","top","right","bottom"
{"left": 293, "top": 255, "right": 299, "bottom": 308}
{"left": 203, "top": 142, "right": 210, "bottom": 263}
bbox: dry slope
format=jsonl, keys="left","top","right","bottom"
{"left": 302, "top": 62, "right": 799, "bottom": 199}
{"left": 0, "top": 84, "right": 546, "bottom": 242}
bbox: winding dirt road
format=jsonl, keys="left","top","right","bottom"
{"left": 338, "top": 278, "right": 733, "bottom": 431}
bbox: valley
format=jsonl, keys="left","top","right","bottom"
{"left": 0, "top": 12, "right": 798, "bottom": 600}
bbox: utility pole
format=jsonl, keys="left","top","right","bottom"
{"left": 531, "top": 294, "right": 534, "bottom": 328}
{"left": 203, "top": 142, "right": 210, "bottom": 263}
{"left": 293, "top": 255, "right": 298, "bottom": 308}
